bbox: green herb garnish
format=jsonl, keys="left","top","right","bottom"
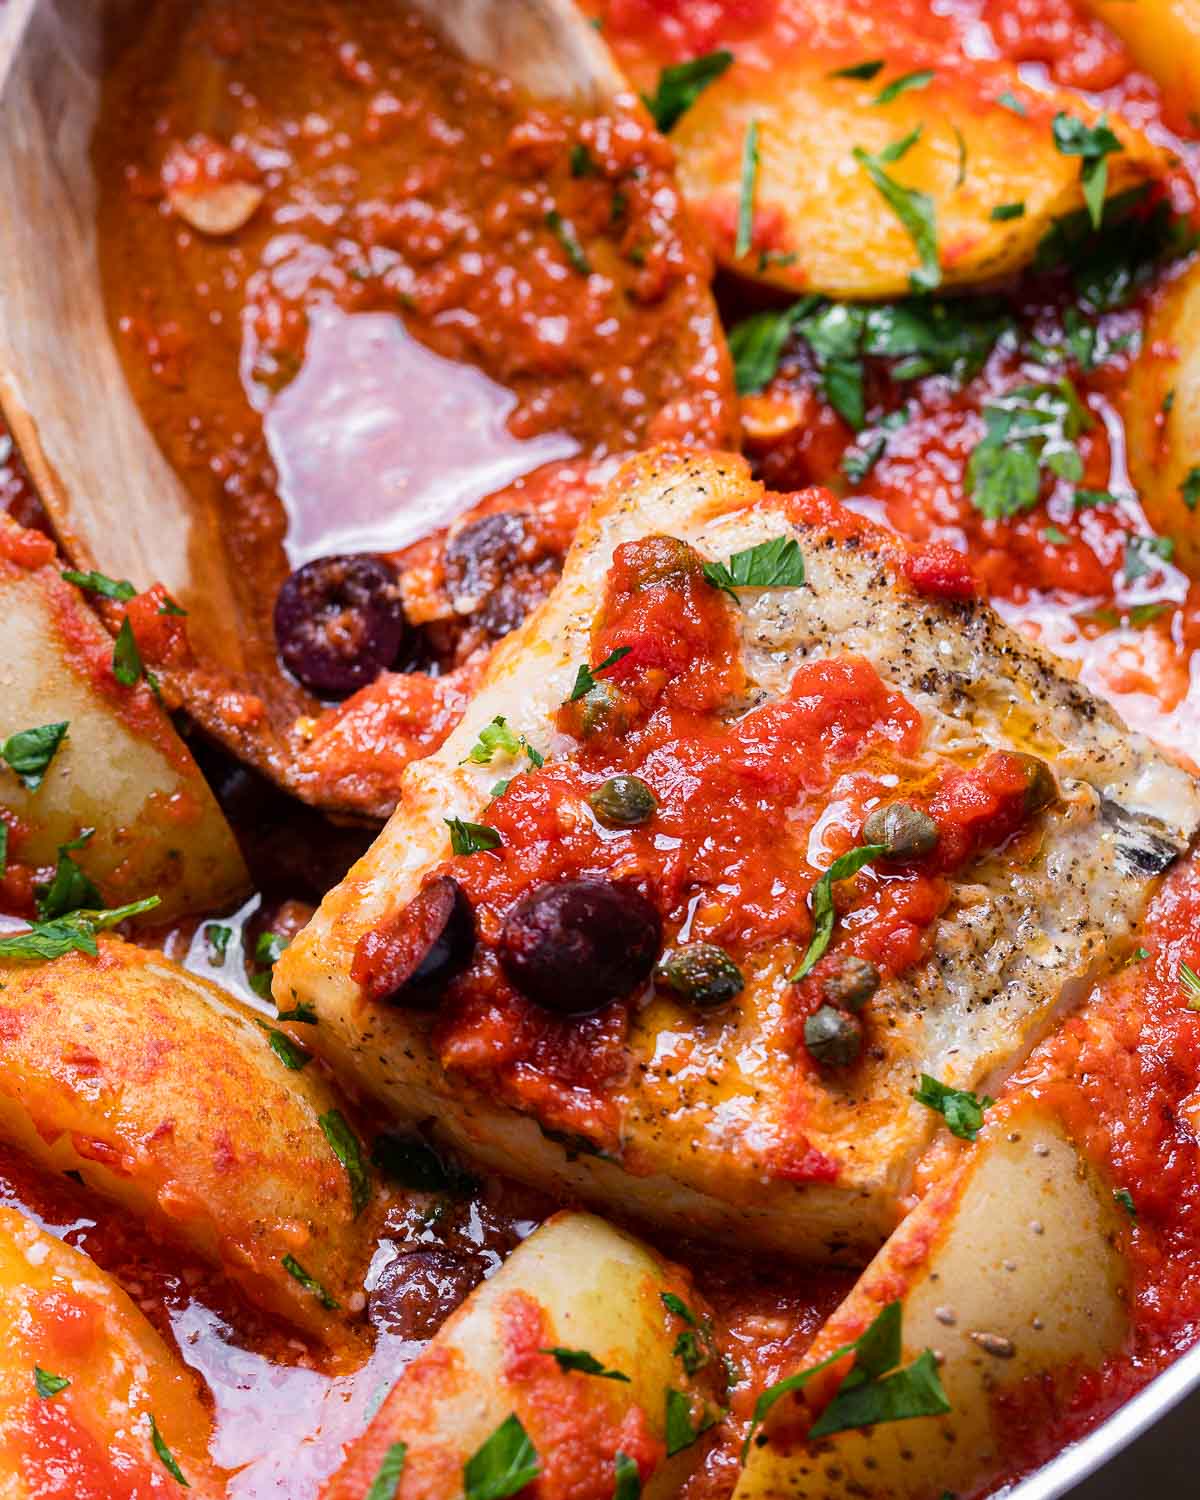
{"left": 546, "top": 211, "right": 591, "bottom": 275}
{"left": 260, "top": 1025, "right": 311, "bottom": 1071}
{"left": 1181, "top": 961, "right": 1200, "bottom": 1009}
{"left": 828, "top": 59, "right": 885, "bottom": 81}
{"left": 541, "top": 1346, "right": 630, "bottom": 1381}
{"left": 61, "top": 569, "right": 136, "bottom": 601}
{"left": 991, "top": 201, "right": 1025, "bottom": 221}
{"left": 35, "top": 830, "right": 102, "bottom": 921}
{"left": 613, "top": 1452, "right": 641, "bottom": 1500}
{"left": 150, "top": 1415, "right": 189, "bottom": 1487}
{"left": 464, "top": 716, "right": 543, "bottom": 770}
{"left": 567, "top": 645, "right": 632, "bottom": 703}
{"left": 1181, "top": 467, "right": 1200, "bottom": 510}
{"left": 463, "top": 1414, "right": 540, "bottom": 1500}
{"left": 282, "top": 1254, "right": 339, "bottom": 1310}
{"left": 661, "top": 1290, "right": 698, "bottom": 1324}
{"left": 853, "top": 139, "right": 940, "bottom": 291}
{"left": 966, "top": 378, "right": 1091, "bottom": 519}
{"left": 735, "top": 120, "right": 760, "bottom": 259}
{"left": 790, "top": 844, "right": 885, "bottom": 981}
{"left": 872, "top": 69, "right": 934, "bottom": 106}
{"left": 1051, "top": 112, "right": 1123, "bottom": 230}
{"left": 0, "top": 896, "right": 161, "bottom": 962}
{"left": 319, "top": 1108, "right": 370, "bottom": 1217}
{"left": 249, "top": 930, "right": 289, "bottom": 998}
{"left": 1, "top": 721, "right": 69, "bottom": 791}
{"left": 570, "top": 144, "right": 598, "bottom": 178}
{"left": 1114, "top": 1188, "right": 1137, "bottom": 1218}
{"left": 112, "top": 617, "right": 143, "bottom": 687}
{"left": 665, "top": 1388, "right": 703, "bottom": 1455}
{"left": 997, "top": 91, "right": 1028, "bottom": 116}
{"left": 1124, "top": 533, "right": 1174, "bottom": 582}
{"left": 34, "top": 1367, "right": 70, "bottom": 1398}
{"left": 371, "top": 1132, "right": 478, "bottom": 1197}
{"left": 445, "top": 817, "right": 503, "bottom": 856}
{"left": 912, "top": 1074, "right": 993, "bottom": 1140}
{"left": 702, "top": 537, "right": 805, "bottom": 602}
{"left": 205, "top": 923, "right": 233, "bottom": 964}
{"left": 365, "top": 1443, "right": 407, "bottom": 1500}
{"left": 642, "top": 51, "right": 734, "bottom": 133}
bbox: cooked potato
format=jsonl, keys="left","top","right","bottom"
{"left": 671, "top": 60, "right": 1166, "bottom": 298}
{"left": 0, "top": 542, "right": 247, "bottom": 922}
{"left": 0, "top": 1203, "right": 225, "bottom": 1496}
{"left": 0, "top": 938, "right": 380, "bottom": 1339}
{"left": 734, "top": 1100, "right": 1128, "bottom": 1499}
{"left": 1079, "top": 0, "right": 1200, "bottom": 134}
{"left": 323, "top": 1211, "right": 722, "bottom": 1500}
{"left": 1125, "top": 258, "right": 1200, "bottom": 576}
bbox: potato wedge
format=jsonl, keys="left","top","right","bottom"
{"left": 0, "top": 526, "right": 248, "bottom": 922}
{"left": 734, "top": 1099, "right": 1128, "bottom": 1499}
{"left": 672, "top": 59, "right": 1167, "bottom": 298}
{"left": 323, "top": 1211, "right": 721, "bottom": 1500}
{"left": 1079, "top": 0, "right": 1200, "bottom": 135}
{"left": 0, "top": 1204, "right": 225, "bottom": 1496}
{"left": 0, "top": 938, "right": 379, "bottom": 1340}
{"left": 1124, "top": 258, "right": 1200, "bottom": 577}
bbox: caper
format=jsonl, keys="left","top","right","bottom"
{"left": 862, "top": 801, "right": 939, "bottom": 861}
{"left": 658, "top": 943, "right": 744, "bottom": 1010}
{"left": 629, "top": 534, "right": 704, "bottom": 590}
{"left": 589, "top": 775, "right": 657, "bottom": 829}
{"left": 804, "top": 1004, "right": 864, "bottom": 1068}
{"left": 578, "top": 681, "right": 626, "bottom": 737}
{"left": 822, "top": 955, "right": 880, "bottom": 1012}
{"left": 1013, "top": 752, "right": 1058, "bottom": 815}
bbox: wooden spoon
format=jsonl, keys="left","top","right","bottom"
{"left": 0, "top": 0, "right": 733, "bottom": 820}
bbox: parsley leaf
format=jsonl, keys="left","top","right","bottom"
{"left": 282, "top": 1253, "right": 339, "bottom": 1309}
{"left": 445, "top": 817, "right": 503, "bottom": 856}
{"left": 665, "top": 1388, "right": 702, "bottom": 1456}
{"left": 319, "top": 1108, "right": 370, "bottom": 1217}
{"left": 797, "top": 303, "right": 868, "bottom": 427}
{"left": 1073, "top": 488, "right": 1117, "bottom": 509}
{"left": 371, "top": 1132, "right": 478, "bottom": 1197}
{"left": 112, "top": 617, "right": 143, "bottom": 687}
{"left": 727, "top": 297, "right": 821, "bottom": 394}
{"left": 661, "top": 1290, "right": 698, "bottom": 1325}
{"left": 260, "top": 1025, "right": 311, "bottom": 1070}
{"left": 1043, "top": 525, "right": 1069, "bottom": 545}
{"left": 150, "top": 1414, "right": 189, "bottom": 1487}
{"left": 567, "top": 645, "right": 632, "bottom": 703}
{"left": 546, "top": 211, "right": 591, "bottom": 275}
{"left": 541, "top": 1346, "right": 630, "bottom": 1381}
{"left": 205, "top": 923, "right": 233, "bottom": 964}
{"left": 61, "top": 569, "right": 136, "bottom": 601}
{"left": 570, "top": 144, "right": 598, "bottom": 178}
{"left": 790, "top": 843, "right": 886, "bottom": 981}
{"left": 249, "top": 929, "right": 289, "bottom": 998}
{"left": 642, "top": 51, "right": 734, "bottom": 133}
{"left": 872, "top": 69, "right": 934, "bottom": 106}
{"left": 674, "top": 1329, "right": 709, "bottom": 1374}
{"left": 997, "top": 91, "right": 1028, "bottom": 116}
{"left": 1052, "top": 112, "right": 1123, "bottom": 230}
{"left": 828, "top": 59, "right": 885, "bottom": 80}
{"left": 966, "top": 378, "right": 1091, "bottom": 519}
{"left": 1, "top": 721, "right": 69, "bottom": 791}
{"left": 365, "top": 1443, "right": 407, "bottom": 1500}
{"left": 1181, "top": 961, "right": 1200, "bottom": 1010}
{"left": 276, "top": 1003, "right": 318, "bottom": 1024}
{"left": 1113, "top": 1187, "right": 1138, "bottom": 1218}
{"left": 841, "top": 406, "right": 911, "bottom": 484}
{"left": 702, "top": 537, "right": 805, "bottom": 602}
{"left": 991, "top": 201, "right": 1025, "bottom": 221}
{"left": 614, "top": 1452, "right": 642, "bottom": 1500}
{"left": 464, "top": 716, "right": 543, "bottom": 771}
{"left": 158, "top": 594, "right": 187, "bottom": 616}
{"left": 463, "top": 1414, "right": 540, "bottom": 1500}
{"left": 0, "top": 896, "right": 161, "bottom": 962}
{"left": 1181, "top": 467, "right": 1200, "bottom": 510}
{"left": 36, "top": 830, "right": 101, "bottom": 920}
{"left": 912, "top": 1074, "right": 993, "bottom": 1140}
{"left": 735, "top": 120, "right": 760, "bottom": 260}
{"left": 853, "top": 141, "right": 940, "bottom": 292}
{"left": 1124, "top": 533, "right": 1174, "bottom": 581}
{"left": 34, "top": 1366, "right": 70, "bottom": 1398}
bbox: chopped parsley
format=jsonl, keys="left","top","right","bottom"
{"left": 464, "top": 716, "right": 543, "bottom": 770}
{"left": 871, "top": 69, "right": 934, "bottom": 106}
{"left": 150, "top": 1415, "right": 189, "bottom": 1487}
{"left": 966, "top": 378, "right": 1091, "bottom": 519}
{"left": 158, "top": 594, "right": 187, "bottom": 617}
{"left": 204, "top": 923, "right": 233, "bottom": 964}
{"left": 276, "top": 1003, "right": 317, "bottom": 1025}
{"left": 61, "top": 568, "right": 136, "bottom": 601}
{"left": 260, "top": 1025, "right": 311, "bottom": 1071}
{"left": 790, "top": 843, "right": 886, "bottom": 981}
{"left": 842, "top": 407, "right": 911, "bottom": 484}
{"left": 371, "top": 1131, "right": 478, "bottom": 1197}
{"left": 36, "top": 830, "right": 102, "bottom": 920}
{"left": 661, "top": 1290, "right": 698, "bottom": 1325}
{"left": 463, "top": 1414, "right": 540, "bottom": 1500}
{"left": 1073, "top": 487, "right": 1118, "bottom": 509}
{"left": 0, "top": 896, "right": 161, "bottom": 962}
{"left": 1114, "top": 1187, "right": 1138, "bottom": 1219}
{"left": 1043, "top": 525, "right": 1069, "bottom": 545}
{"left": 112, "top": 617, "right": 143, "bottom": 687}
{"left": 674, "top": 1330, "right": 709, "bottom": 1375}
{"left": 566, "top": 645, "right": 632, "bottom": 703}
{"left": 997, "top": 91, "right": 1028, "bottom": 116}
{"left": 545, "top": 211, "right": 591, "bottom": 275}
{"left": 912, "top": 1074, "right": 993, "bottom": 1140}
{"left": 734, "top": 120, "right": 760, "bottom": 260}
{"left": 853, "top": 138, "right": 940, "bottom": 292}
{"left": 319, "top": 1108, "right": 370, "bottom": 1217}
{"left": 1051, "top": 112, "right": 1123, "bottom": 230}
{"left": 664, "top": 1388, "right": 714, "bottom": 1456}
{"left": 1035, "top": 186, "right": 1198, "bottom": 311}
{"left": 34, "top": 1366, "right": 70, "bottom": 1398}
{"left": 365, "top": 1442, "right": 407, "bottom": 1500}
{"left": 445, "top": 817, "right": 503, "bottom": 856}
{"left": 727, "top": 296, "right": 820, "bottom": 395}
{"left": 641, "top": 51, "right": 734, "bottom": 133}
{"left": 541, "top": 1346, "right": 630, "bottom": 1381}
{"left": 991, "top": 201, "right": 1025, "bottom": 221}
{"left": 249, "top": 930, "right": 289, "bottom": 998}
{"left": 0, "top": 720, "right": 69, "bottom": 791}
{"left": 569, "top": 143, "right": 598, "bottom": 178}
{"left": 613, "top": 1452, "right": 641, "bottom": 1500}
{"left": 1181, "top": 467, "right": 1200, "bottom": 511}
{"left": 828, "top": 59, "right": 885, "bottom": 81}
{"left": 742, "top": 1300, "right": 949, "bottom": 1456}
{"left": 1124, "top": 533, "right": 1174, "bottom": 582}
{"left": 702, "top": 537, "right": 805, "bottom": 602}
{"left": 1181, "top": 961, "right": 1200, "bottom": 1010}
{"left": 282, "top": 1253, "right": 339, "bottom": 1310}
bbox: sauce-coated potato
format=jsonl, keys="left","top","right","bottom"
{"left": 672, "top": 61, "right": 1166, "bottom": 298}
{"left": 0, "top": 548, "right": 247, "bottom": 922}
{"left": 1079, "top": 0, "right": 1200, "bottom": 135}
{"left": 734, "top": 1102, "right": 1128, "bottom": 1499}
{"left": 0, "top": 939, "right": 380, "bottom": 1339}
{"left": 0, "top": 1204, "right": 225, "bottom": 1496}
{"left": 324, "top": 1212, "right": 722, "bottom": 1500}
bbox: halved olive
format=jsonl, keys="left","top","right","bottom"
{"left": 274, "top": 553, "right": 407, "bottom": 698}
{"left": 822, "top": 955, "right": 880, "bottom": 1012}
{"left": 1012, "top": 752, "right": 1058, "bottom": 814}
{"left": 352, "top": 875, "right": 475, "bottom": 1008}
{"left": 589, "top": 775, "right": 657, "bottom": 829}
{"left": 499, "top": 877, "right": 662, "bottom": 1015}
{"left": 804, "top": 1004, "right": 864, "bottom": 1068}
{"left": 658, "top": 943, "right": 744, "bottom": 1010}
{"left": 862, "top": 801, "right": 939, "bottom": 861}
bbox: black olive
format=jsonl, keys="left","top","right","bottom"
{"left": 356, "top": 876, "right": 475, "bottom": 1008}
{"left": 274, "top": 553, "right": 406, "bottom": 698}
{"left": 1012, "top": 752, "right": 1059, "bottom": 814}
{"left": 588, "top": 775, "right": 656, "bottom": 828}
{"left": 862, "top": 801, "right": 940, "bottom": 861}
{"left": 499, "top": 877, "right": 662, "bottom": 1015}
{"left": 366, "top": 1247, "right": 487, "bottom": 1339}
{"left": 804, "top": 1004, "right": 864, "bottom": 1068}
{"left": 822, "top": 955, "right": 880, "bottom": 1012}
{"left": 658, "top": 943, "right": 744, "bottom": 1010}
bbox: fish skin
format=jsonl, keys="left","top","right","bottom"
{"left": 276, "top": 449, "right": 1200, "bottom": 1262}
